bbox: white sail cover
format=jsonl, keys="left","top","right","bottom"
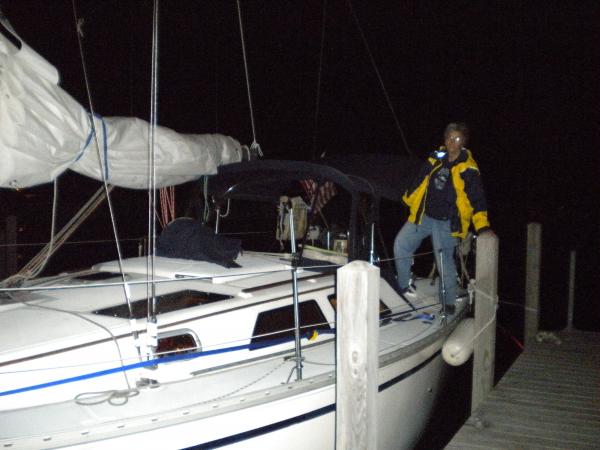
{"left": 0, "top": 21, "right": 243, "bottom": 190}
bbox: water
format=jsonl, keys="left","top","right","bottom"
{"left": 414, "top": 325, "right": 523, "bottom": 449}
{"left": 415, "top": 360, "right": 473, "bottom": 449}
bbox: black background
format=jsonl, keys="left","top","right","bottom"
{"left": 1, "top": 3, "right": 598, "bottom": 447}
{"left": 1, "top": 1, "right": 598, "bottom": 332}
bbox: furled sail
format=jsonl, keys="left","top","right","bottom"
{"left": 0, "top": 20, "right": 243, "bottom": 190}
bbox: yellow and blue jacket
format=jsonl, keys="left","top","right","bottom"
{"left": 402, "top": 148, "right": 490, "bottom": 239}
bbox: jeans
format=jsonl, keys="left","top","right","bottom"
{"left": 393, "top": 214, "right": 458, "bottom": 305}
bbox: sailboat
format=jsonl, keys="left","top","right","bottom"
{"left": 0, "top": 7, "right": 473, "bottom": 450}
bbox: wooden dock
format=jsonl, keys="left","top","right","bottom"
{"left": 446, "top": 329, "right": 600, "bottom": 449}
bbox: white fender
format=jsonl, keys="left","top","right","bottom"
{"left": 442, "top": 318, "right": 474, "bottom": 366}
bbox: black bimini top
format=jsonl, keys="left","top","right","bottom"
{"left": 207, "top": 159, "right": 374, "bottom": 204}
{"left": 207, "top": 156, "right": 420, "bottom": 202}
{"left": 204, "top": 157, "right": 420, "bottom": 260}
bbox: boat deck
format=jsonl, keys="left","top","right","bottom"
{"left": 446, "top": 329, "right": 600, "bottom": 449}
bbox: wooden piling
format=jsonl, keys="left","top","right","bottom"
{"left": 566, "top": 250, "right": 576, "bottom": 331}
{"left": 335, "top": 260, "right": 379, "bottom": 450}
{"left": 524, "top": 223, "right": 541, "bottom": 345}
{"left": 471, "top": 231, "right": 499, "bottom": 413}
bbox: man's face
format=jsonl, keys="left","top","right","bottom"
{"left": 445, "top": 131, "right": 465, "bottom": 155}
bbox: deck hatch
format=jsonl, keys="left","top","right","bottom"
{"left": 73, "top": 271, "right": 127, "bottom": 282}
{"left": 93, "top": 290, "right": 233, "bottom": 319}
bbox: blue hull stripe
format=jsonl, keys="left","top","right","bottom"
{"left": 0, "top": 333, "right": 320, "bottom": 397}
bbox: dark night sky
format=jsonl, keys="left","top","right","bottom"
{"left": 2, "top": 1, "right": 599, "bottom": 327}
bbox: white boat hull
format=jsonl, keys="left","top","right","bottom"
{"left": 1, "top": 255, "right": 466, "bottom": 450}
{"left": 2, "top": 339, "right": 447, "bottom": 450}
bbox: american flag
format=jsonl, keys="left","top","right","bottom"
{"left": 299, "top": 179, "right": 337, "bottom": 213}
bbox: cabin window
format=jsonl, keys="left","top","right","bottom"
{"left": 250, "top": 300, "right": 331, "bottom": 349}
{"left": 156, "top": 330, "right": 199, "bottom": 358}
{"left": 327, "top": 294, "right": 392, "bottom": 325}
{"left": 93, "top": 290, "right": 232, "bottom": 319}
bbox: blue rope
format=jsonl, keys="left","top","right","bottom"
{"left": 0, "top": 330, "right": 330, "bottom": 397}
{"left": 75, "top": 127, "right": 94, "bottom": 163}
{"left": 0, "top": 343, "right": 249, "bottom": 397}
{"left": 73, "top": 113, "right": 108, "bottom": 182}
{"left": 393, "top": 312, "right": 435, "bottom": 324}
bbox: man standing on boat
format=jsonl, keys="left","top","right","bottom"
{"left": 394, "top": 122, "right": 491, "bottom": 313}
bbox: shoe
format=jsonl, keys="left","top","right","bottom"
{"left": 400, "top": 285, "right": 417, "bottom": 299}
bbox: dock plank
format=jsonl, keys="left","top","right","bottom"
{"left": 446, "top": 330, "right": 600, "bottom": 450}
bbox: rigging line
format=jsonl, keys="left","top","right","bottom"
{"left": 22, "top": 300, "right": 134, "bottom": 391}
{"left": 0, "top": 235, "right": 140, "bottom": 249}
{"left": 1, "top": 326, "right": 331, "bottom": 380}
{"left": 2, "top": 179, "right": 58, "bottom": 286}
{"left": 0, "top": 322, "right": 338, "bottom": 376}
{"left": 346, "top": 0, "right": 412, "bottom": 156}
{"left": 311, "top": 0, "right": 328, "bottom": 160}
{"left": 71, "top": 1, "right": 141, "bottom": 363}
{"left": 158, "top": 187, "right": 175, "bottom": 228}
{"left": 26, "top": 178, "right": 58, "bottom": 278}
{"left": 2, "top": 187, "right": 112, "bottom": 289}
{"left": 1, "top": 262, "right": 341, "bottom": 293}
{"left": 1, "top": 336, "right": 314, "bottom": 398}
{"left": 236, "top": 0, "right": 261, "bottom": 155}
{"left": 167, "top": 187, "right": 175, "bottom": 222}
{"left": 147, "top": 0, "right": 160, "bottom": 329}
{"left": 202, "top": 176, "right": 210, "bottom": 223}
